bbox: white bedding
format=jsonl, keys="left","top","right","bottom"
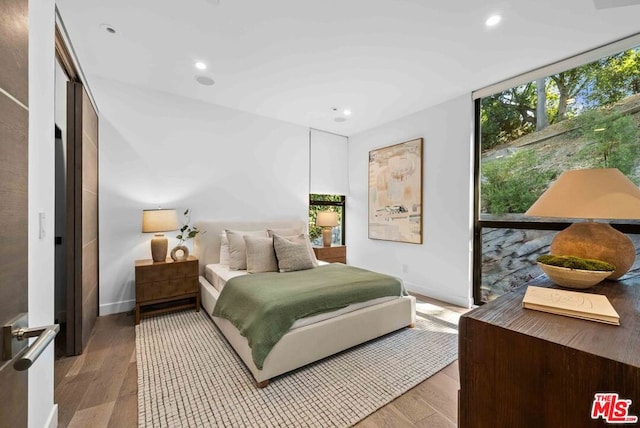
{"left": 204, "top": 263, "right": 247, "bottom": 291}
{"left": 204, "top": 263, "right": 398, "bottom": 330}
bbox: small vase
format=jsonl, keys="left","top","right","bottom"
{"left": 170, "top": 245, "right": 189, "bottom": 261}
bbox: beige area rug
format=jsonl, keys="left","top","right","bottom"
{"left": 136, "top": 306, "right": 459, "bottom": 427}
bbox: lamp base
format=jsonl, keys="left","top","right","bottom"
{"left": 550, "top": 222, "right": 635, "bottom": 280}
{"left": 150, "top": 234, "right": 168, "bottom": 262}
{"left": 322, "top": 227, "right": 333, "bottom": 247}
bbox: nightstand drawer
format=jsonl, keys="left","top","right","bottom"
{"left": 313, "top": 246, "right": 347, "bottom": 264}
{"left": 136, "top": 259, "right": 198, "bottom": 283}
{"left": 137, "top": 277, "right": 198, "bottom": 301}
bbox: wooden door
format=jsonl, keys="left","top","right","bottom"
{"left": 0, "top": 0, "right": 29, "bottom": 426}
{"left": 66, "top": 83, "right": 99, "bottom": 354}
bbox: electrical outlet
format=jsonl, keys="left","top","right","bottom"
{"left": 402, "top": 264, "right": 409, "bottom": 274}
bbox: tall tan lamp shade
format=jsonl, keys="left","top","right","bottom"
{"left": 525, "top": 168, "right": 640, "bottom": 279}
{"left": 142, "top": 209, "right": 178, "bottom": 262}
{"left": 316, "top": 211, "right": 339, "bottom": 247}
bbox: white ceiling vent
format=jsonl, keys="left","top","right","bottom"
{"left": 195, "top": 76, "right": 215, "bottom": 86}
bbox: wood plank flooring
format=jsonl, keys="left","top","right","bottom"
{"left": 54, "top": 295, "right": 470, "bottom": 427}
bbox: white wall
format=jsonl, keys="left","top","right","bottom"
{"left": 309, "top": 129, "right": 349, "bottom": 195}
{"left": 347, "top": 94, "right": 474, "bottom": 308}
{"left": 95, "top": 78, "right": 310, "bottom": 315}
{"left": 28, "top": 0, "right": 58, "bottom": 427}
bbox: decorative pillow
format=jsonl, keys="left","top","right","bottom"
{"left": 276, "top": 233, "right": 319, "bottom": 267}
{"left": 273, "top": 234, "right": 316, "bottom": 272}
{"left": 267, "top": 226, "right": 304, "bottom": 238}
{"left": 244, "top": 235, "right": 278, "bottom": 273}
{"left": 219, "top": 232, "right": 230, "bottom": 265}
{"left": 225, "top": 229, "right": 269, "bottom": 270}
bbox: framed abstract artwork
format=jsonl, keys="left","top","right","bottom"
{"left": 368, "top": 138, "right": 423, "bottom": 244}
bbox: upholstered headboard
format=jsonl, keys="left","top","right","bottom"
{"left": 193, "top": 219, "right": 307, "bottom": 274}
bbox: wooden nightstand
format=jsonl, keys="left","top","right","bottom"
{"left": 313, "top": 245, "right": 347, "bottom": 263}
{"left": 135, "top": 256, "right": 200, "bottom": 324}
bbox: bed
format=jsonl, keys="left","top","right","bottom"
{"left": 194, "top": 219, "right": 416, "bottom": 387}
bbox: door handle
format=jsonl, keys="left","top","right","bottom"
{"left": 12, "top": 324, "right": 60, "bottom": 370}
{"left": 2, "top": 313, "right": 59, "bottom": 371}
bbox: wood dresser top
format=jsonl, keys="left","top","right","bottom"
{"left": 463, "top": 273, "right": 640, "bottom": 368}
{"left": 135, "top": 255, "right": 198, "bottom": 267}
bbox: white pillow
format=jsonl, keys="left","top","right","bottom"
{"left": 244, "top": 235, "right": 278, "bottom": 273}
{"left": 273, "top": 234, "right": 316, "bottom": 272}
{"left": 225, "top": 229, "right": 269, "bottom": 270}
{"left": 219, "top": 232, "right": 230, "bottom": 265}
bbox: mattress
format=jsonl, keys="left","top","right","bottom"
{"left": 205, "top": 263, "right": 247, "bottom": 291}
{"left": 204, "top": 263, "right": 398, "bottom": 329}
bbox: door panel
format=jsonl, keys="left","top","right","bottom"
{"left": 80, "top": 87, "right": 99, "bottom": 351}
{"left": 0, "top": 95, "right": 28, "bottom": 336}
{"left": 67, "top": 83, "right": 99, "bottom": 354}
{"left": 0, "top": 0, "right": 28, "bottom": 106}
{"left": 0, "top": 1, "right": 29, "bottom": 426}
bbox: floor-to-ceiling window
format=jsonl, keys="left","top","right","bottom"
{"left": 473, "top": 34, "right": 640, "bottom": 304}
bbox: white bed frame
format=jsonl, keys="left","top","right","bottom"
{"left": 194, "top": 220, "right": 416, "bottom": 387}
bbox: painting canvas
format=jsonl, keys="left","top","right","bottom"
{"left": 368, "top": 138, "right": 423, "bottom": 244}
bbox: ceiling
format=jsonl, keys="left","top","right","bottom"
{"left": 56, "top": 0, "right": 640, "bottom": 136}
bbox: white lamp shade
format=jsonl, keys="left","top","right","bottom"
{"left": 525, "top": 168, "right": 640, "bottom": 220}
{"left": 142, "top": 209, "right": 178, "bottom": 233}
{"left": 317, "top": 211, "right": 339, "bottom": 227}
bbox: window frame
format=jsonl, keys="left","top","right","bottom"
{"left": 309, "top": 194, "right": 346, "bottom": 246}
{"left": 472, "top": 33, "right": 640, "bottom": 305}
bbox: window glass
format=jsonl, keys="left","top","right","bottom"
{"left": 480, "top": 46, "right": 640, "bottom": 221}
{"left": 476, "top": 45, "right": 640, "bottom": 303}
{"left": 309, "top": 194, "right": 345, "bottom": 246}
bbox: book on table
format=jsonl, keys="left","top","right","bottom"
{"left": 522, "top": 285, "right": 620, "bottom": 325}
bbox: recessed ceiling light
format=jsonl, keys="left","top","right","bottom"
{"left": 485, "top": 14, "right": 502, "bottom": 27}
{"left": 195, "top": 76, "right": 215, "bottom": 86}
{"left": 195, "top": 62, "right": 207, "bottom": 70}
{"left": 343, "top": 109, "right": 352, "bottom": 116}
{"left": 100, "top": 24, "right": 117, "bottom": 34}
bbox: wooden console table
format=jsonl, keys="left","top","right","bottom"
{"left": 458, "top": 274, "right": 640, "bottom": 428}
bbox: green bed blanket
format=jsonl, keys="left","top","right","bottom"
{"left": 212, "top": 263, "right": 404, "bottom": 369}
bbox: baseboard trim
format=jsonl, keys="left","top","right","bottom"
{"left": 405, "top": 282, "right": 472, "bottom": 309}
{"left": 99, "top": 299, "right": 135, "bottom": 316}
{"left": 45, "top": 404, "right": 58, "bottom": 428}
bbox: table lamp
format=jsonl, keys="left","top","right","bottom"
{"left": 142, "top": 208, "right": 178, "bottom": 262}
{"left": 525, "top": 168, "right": 640, "bottom": 279}
{"left": 316, "top": 211, "right": 339, "bottom": 247}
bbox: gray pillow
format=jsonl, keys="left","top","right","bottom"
{"left": 276, "top": 233, "right": 319, "bottom": 267}
{"left": 267, "top": 226, "right": 304, "bottom": 237}
{"left": 244, "top": 235, "right": 278, "bottom": 273}
{"left": 273, "top": 234, "right": 316, "bottom": 272}
{"left": 225, "top": 229, "right": 269, "bottom": 270}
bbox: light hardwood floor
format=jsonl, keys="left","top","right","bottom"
{"left": 54, "top": 295, "right": 470, "bottom": 427}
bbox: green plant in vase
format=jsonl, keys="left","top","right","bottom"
{"left": 171, "top": 209, "right": 205, "bottom": 261}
